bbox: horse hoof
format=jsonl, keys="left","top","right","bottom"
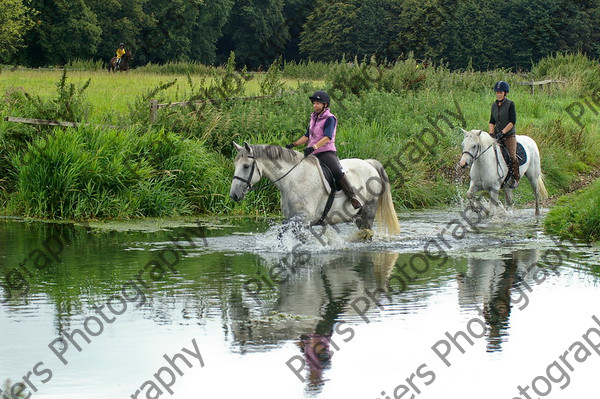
{"left": 349, "top": 229, "right": 374, "bottom": 242}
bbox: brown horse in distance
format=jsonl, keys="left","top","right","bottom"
{"left": 108, "top": 49, "right": 132, "bottom": 72}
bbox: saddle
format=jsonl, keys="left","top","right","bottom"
{"left": 309, "top": 158, "right": 347, "bottom": 225}
{"left": 311, "top": 158, "right": 344, "bottom": 195}
{"left": 500, "top": 142, "right": 527, "bottom": 167}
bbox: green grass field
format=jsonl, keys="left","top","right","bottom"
{"left": 0, "top": 69, "right": 316, "bottom": 121}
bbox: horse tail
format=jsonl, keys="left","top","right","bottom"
{"left": 366, "top": 159, "right": 400, "bottom": 236}
{"left": 537, "top": 173, "right": 548, "bottom": 200}
{"left": 531, "top": 138, "right": 548, "bottom": 200}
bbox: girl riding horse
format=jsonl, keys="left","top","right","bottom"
{"left": 286, "top": 91, "right": 363, "bottom": 209}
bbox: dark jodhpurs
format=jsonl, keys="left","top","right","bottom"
{"left": 315, "top": 151, "right": 344, "bottom": 181}
{"left": 494, "top": 133, "right": 520, "bottom": 181}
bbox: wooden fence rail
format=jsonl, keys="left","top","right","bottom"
{"left": 3, "top": 116, "right": 118, "bottom": 129}
{"left": 517, "top": 79, "right": 565, "bottom": 94}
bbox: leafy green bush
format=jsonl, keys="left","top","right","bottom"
{"left": 282, "top": 59, "right": 335, "bottom": 80}
{"left": 259, "top": 56, "right": 284, "bottom": 97}
{"left": 530, "top": 52, "right": 600, "bottom": 94}
{"left": 5, "top": 126, "right": 230, "bottom": 219}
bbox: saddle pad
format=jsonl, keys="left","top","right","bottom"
{"left": 501, "top": 142, "right": 527, "bottom": 166}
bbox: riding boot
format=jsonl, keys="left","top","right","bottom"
{"left": 504, "top": 134, "right": 520, "bottom": 189}
{"left": 337, "top": 174, "right": 363, "bottom": 209}
{"left": 509, "top": 159, "right": 520, "bottom": 189}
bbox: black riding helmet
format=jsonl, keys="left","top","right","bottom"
{"left": 309, "top": 90, "right": 330, "bottom": 106}
{"left": 494, "top": 81, "right": 509, "bottom": 93}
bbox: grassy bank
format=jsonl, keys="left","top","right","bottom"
{"left": 1, "top": 53, "right": 599, "bottom": 221}
{"left": 544, "top": 179, "right": 600, "bottom": 242}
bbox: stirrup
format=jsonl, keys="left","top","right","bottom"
{"left": 509, "top": 178, "right": 519, "bottom": 189}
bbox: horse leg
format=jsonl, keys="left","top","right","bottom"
{"left": 350, "top": 200, "right": 376, "bottom": 241}
{"left": 527, "top": 172, "right": 541, "bottom": 216}
{"left": 466, "top": 181, "right": 482, "bottom": 213}
{"left": 355, "top": 200, "right": 376, "bottom": 230}
{"left": 488, "top": 185, "right": 502, "bottom": 215}
{"left": 504, "top": 188, "right": 514, "bottom": 207}
{"left": 278, "top": 213, "right": 309, "bottom": 240}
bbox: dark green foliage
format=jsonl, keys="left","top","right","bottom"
{"left": 300, "top": 0, "right": 394, "bottom": 61}
{"left": 282, "top": 0, "right": 314, "bottom": 61}
{"left": 0, "top": 0, "right": 36, "bottom": 63}
{"left": 20, "top": 0, "right": 102, "bottom": 66}
{"left": 388, "top": 0, "right": 450, "bottom": 62}
{"left": 86, "top": 0, "right": 153, "bottom": 66}
{"left": 299, "top": 0, "right": 362, "bottom": 62}
{"left": 137, "top": 0, "right": 233, "bottom": 65}
{"left": 8, "top": 0, "right": 600, "bottom": 70}
{"left": 217, "top": 0, "right": 289, "bottom": 68}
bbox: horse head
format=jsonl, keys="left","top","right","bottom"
{"left": 459, "top": 129, "right": 485, "bottom": 169}
{"left": 230, "top": 142, "right": 261, "bottom": 202}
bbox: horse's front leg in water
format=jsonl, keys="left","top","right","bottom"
{"left": 487, "top": 185, "right": 503, "bottom": 215}
{"left": 466, "top": 183, "right": 481, "bottom": 213}
{"left": 278, "top": 214, "right": 309, "bottom": 242}
{"left": 504, "top": 188, "right": 514, "bottom": 207}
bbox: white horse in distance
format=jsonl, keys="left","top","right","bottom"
{"left": 458, "top": 129, "right": 548, "bottom": 215}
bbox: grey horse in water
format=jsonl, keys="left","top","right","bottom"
{"left": 459, "top": 129, "right": 548, "bottom": 216}
{"left": 229, "top": 142, "right": 400, "bottom": 237}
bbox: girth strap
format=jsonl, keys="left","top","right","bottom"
{"left": 313, "top": 188, "right": 337, "bottom": 226}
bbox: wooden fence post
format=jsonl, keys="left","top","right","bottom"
{"left": 149, "top": 99, "right": 158, "bottom": 122}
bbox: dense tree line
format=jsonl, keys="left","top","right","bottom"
{"left": 2, "top": 0, "right": 600, "bottom": 70}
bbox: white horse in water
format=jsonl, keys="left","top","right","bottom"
{"left": 230, "top": 142, "right": 400, "bottom": 236}
{"left": 458, "top": 129, "right": 548, "bottom": 215}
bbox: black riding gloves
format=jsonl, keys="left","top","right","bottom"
{"left": 303, "top": 147, "right": 315, "bottom": 157}
{"left": 285, "top": 143, "right": 295, "bottom": 149}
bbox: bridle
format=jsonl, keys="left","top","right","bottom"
{"left": 232, "top": 155, "right": 262, "bottom": 192}
{"left": 462, "top": 142, "right": 493, "bottom": 163}
{"left": 233, "top": 154, "right": 305, "bottom": 192}
{"left": 462, "top": 139, "right": 505, "bottom": 179}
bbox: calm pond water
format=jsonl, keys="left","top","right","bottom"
{"left": 1, "top": 208, "right": 599, "bottom": 399}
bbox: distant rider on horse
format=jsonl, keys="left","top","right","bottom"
{"left": 489, "top": 81, "right": 519, "bottom": 189}
{"left": 286, "top": 90, "right": 363, "bottom": 209}
{"left": 115, "top": 43, "right": 126, "bottom": 70}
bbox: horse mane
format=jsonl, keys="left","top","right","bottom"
{"left": 474, "top": 130, "right": 495, "bottom": 146}
{"left": 236, "top": 144, "right": 303, "bottom": 164}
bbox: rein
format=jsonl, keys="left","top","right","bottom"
{"left": 463, "top": 140, "right": 506, "bottom": 180}
{"left": 462, "top": 143, "right": 493, "bottom": 162}
{"left": 233, "top": 155, "right": 305, "bottom": 192}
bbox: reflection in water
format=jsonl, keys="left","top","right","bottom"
{"left": 223, "top": 251, "right": 399, "bottom": 394}
{"left": 457, "top": 249, "right": 540, "bottom": 352}
{"left": 3, "top": 216, "right": 599, "bottom": 399}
